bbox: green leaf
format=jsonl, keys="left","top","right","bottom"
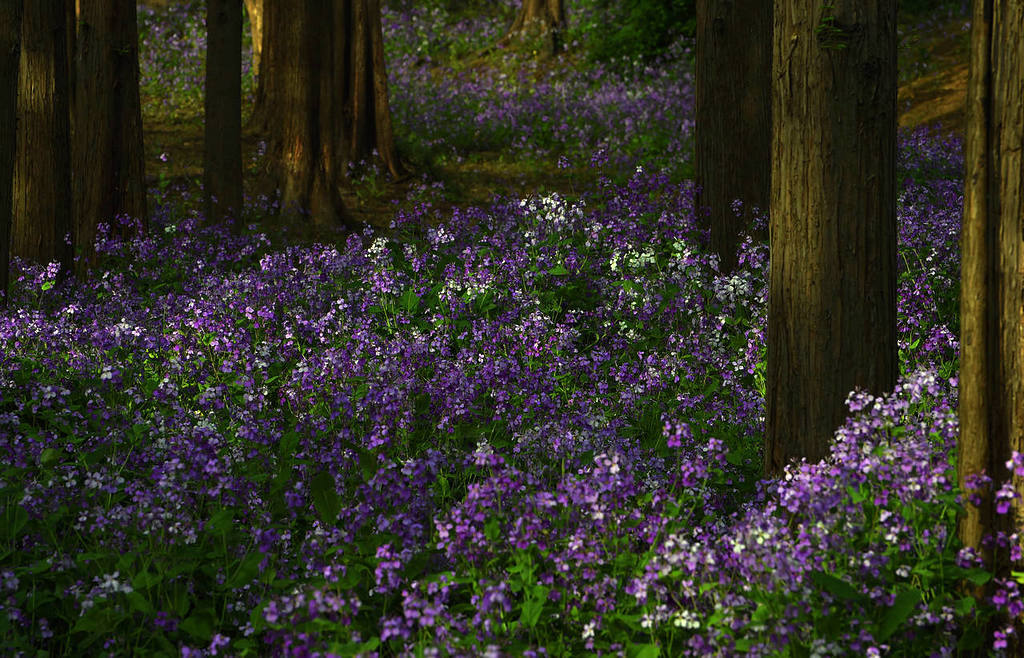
{"left": 954, "top": 596, "right": 976, "bottom": 616}
{"left": 126, "top": 591, "right": 155, "bottom": 615}
{"left": 811, "top": 571, "right": 862, "bottom": 601}
{"left": 520, "top": 585, "right": 550, "bottom": 628}
{"left": 964, "top": 568, "right": 993, "bottom": 586}
{"left": 131, "top": 569, "right": 162, "bottom": 591}
{"left": 179, "top": 608, "right": 216, "bottom": 641}
{"left": 226, "top": 552, "right": 263, "bottom": 589}
{"left": 309, "top": 470, "right": 340, "bottom": 525}
{"left": 628, "top": 645, "right": 660, "bottom": 658}
{"left": 38, "top": 448, "right": 61, "bottom": 468}
{"left": 206, "top": 509, "right": 235, "bottom": 535}
{"left": 878, "top": 588, "right": 920, "bottom": 641}
{"left": 399, "top": 288, "right": 420, "bottom": 313}
{"left": 549, "top": 264, "right": 570, "bottom": 276}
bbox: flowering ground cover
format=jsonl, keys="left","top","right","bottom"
{"left": 3, "top": 1, "right": 1018, "bottom": 657}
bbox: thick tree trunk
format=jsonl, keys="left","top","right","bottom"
{"left": 12, "top": 0, "right": 73, "bottom": 276}
{"left": 243, "top": 0, "right": 261, "bottom": 80}
{"left": 958, "top": 0, "right": 1024, "bottom": 646}
{"left": 695, "top": 0, "right": 771, "bottom": 274}
{"left": 0, "top": 0, "right": 21, "bottom": 308}
{"left": 502, "top": 0, "right": 566, "bottom": 57}
{"left": 263, "top": 0, "right": 403, "bottom": 231}
{"left": 204, "top": 0, "right": 243, "bottom": 226}
{"left": 765, "top": 0, "right": 898, "bottom": 477}
{"left": 73, "top": 0, "right": 147, "bottom": 276}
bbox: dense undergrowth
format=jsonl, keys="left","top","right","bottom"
{"left": 2, "top": 1, "right": 1021, "bottom": 657}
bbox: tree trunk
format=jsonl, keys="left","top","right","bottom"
{"left": 73, "top": 0, "right": 147, "bottom": 276}
{"left": 958, "top": 0, "right": 1024, "bottom": 647}
{"left": 765, "top": 0, "right": 898, "bottom": 477}
{"left": 244, "top": 0, "right": 261, "bottom": 80}
{"left": 502, "top": 0, "right": 566, "bottom": 57}
{"left": 12, "top": 0, "right": 73, "bottom": 277}
{"left": 695, "top": 0, "right": 771, "bottom": 274}
{"left": 248, "top": 0, "right": 276, "bottom": 134}
{"left": 204, "top": 0, "right": 243, "bottom": 227}
{"left": 263, "top": 0, "right": 403, "bottom": 231}
{"left": 0, "top": 0, "right": 21, "bottom": 308}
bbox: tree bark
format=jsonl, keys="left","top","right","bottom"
{"left": 263, "top": 0, "right": 403, "bottom": 231}
{"left": 12, "top": 0, "right": 73, "bottom": 277}
{"left": 73, "top": 0, "right": 147, "bottom": 276}
{"left": 695, "top": 0, "right": 771, "bottom": 274}
{"left": 958, "top": 0, "right": 1024, "bottom": 645}
{"left": 204, "top": 0, "right": 243, "bottom": 227}
{"left": 765, "top": 0, "right": 899, "bottom": 477}
{"left": 502, "top": 0, "right": 566, "bottom": 57}
{"left": 0, "top": 0, "right": 21, "bottom": 308}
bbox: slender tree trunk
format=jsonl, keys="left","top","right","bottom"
{"left": 502, "top": 0, "right": 566, "bottom": 57}
{"left": 0, "top": 0, "right": 21, "bottom": 308}
{"left": 248, "top": 0, "right": 275, "bottom": 133}
{"left": 243, "top": 0, "right": 261, "bottom": 80}
{"left": 73, "top": 0, "right": 147, "bottom": 276}
{"left": 695, "top": 0, "right": 771, "bottom": 274}
{"left": 12, "top": 0, "right": 73, "bottom": 277}
{"left": 264, "top": 0, "right": 403, "bottom": 231}
{"left": 958, "top": 0, "right": 1024, "bottom": 648}
{"left": 765, "top": 0, "right": 898, "bottom": 477}
{"left": 204, "top": 0, "right": 243, "bottom": 227}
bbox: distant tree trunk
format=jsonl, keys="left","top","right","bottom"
{"left": 204, "top": 0, "right": 243, "bottom": 227}
{"left": 957, "top": 0, "right": 1024, "bottom": 645}
{"left": 263, "top": 0, "right": 403, "bottom": 230}
{"left": 765, "top": 0, "right": 898, "bottom": 477}
{"left": 12, "top": 0, "right": 73, "bottom": 277}
{"left": 248, "top": 0, "right": 274, "bottom": 133}
{"left": 244, "top": 0, "right": 261, "bottom": 80}
{"left": 73, "top": 0, "right": 147, "bottom": 276}
{"left": 502, "top": 0, "right": 566, "bottom": 57}
{"left": 0, "top": 0, "right": 21, "bottom": 308}
{"left": 695, "top": 0, "right": 771, "bottom": 274}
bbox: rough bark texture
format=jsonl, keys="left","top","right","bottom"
{"left": 263, "top": 0, "right": 403, "bottom": 231}
{"left": 204, "top": 0, "right": 243, "bottom": 226}
{"left": 73, "top": 0, "right": 147, "bottom": 275}
{"left": 765, "top": 0, "right": 899, "bottom": 477}
{"left": 503, "top": 0, "right": 566, "bottom": 57}
{"left": 958, "top": 0, "right": 1024, "bottom": 645}
{"left": 12, "top": 0, "right": 73, "bottom": 275}
{"left": 243, "top": 0, "right": 261, "bottom": 79}
{"left": 695, "top": 0, "right": 771, "bottom": 274}
{"left": 0, "top": 0, "right": 21, "bottom": 307}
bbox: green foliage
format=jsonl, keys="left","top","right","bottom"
{"left": 578, "top": 0, "right": 696, "bottom": 65}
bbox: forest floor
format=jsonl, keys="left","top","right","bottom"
{"left": 139, "top": 7, "right": 970, "bottom": 241}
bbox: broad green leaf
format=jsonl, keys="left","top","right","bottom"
{"left": 549, "top": 264, "right": 570, "bottom": 276}
{"left": 878, "top": 588, "right": 920, "bottom": 640}
{"left": 38, "top": 448, "right": 61, "bottom": 468}
{"left": 399, "top": 288, "right": 420, "bottom": 313}
{"left": 628, "top": 644, "right": 660, "bottom": 658}
{"left": 131, "top": 570, "right": 162, "bottom": 590}
{"left": 206, "top": 509, "right": 234, "bottom": 535}
{"left": 520, "top": 585, "right": 550, "bottom": 628}
{"left": 126, "top": 591, "right": 155, "bottom": 615}
{"left": 226, "top": 551, "right": 263, "bottom": 589}
{"left": 964, "top": 568, "right": 993, "bottom": 586}
{"left": 811, "top": 571, "right": 862, "bottom": 601}
{"left": 180, "top": 608, "right": 215, "bottom": 641}
{"left": 309, "top": 470, "right": 340, "bottom": 525}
